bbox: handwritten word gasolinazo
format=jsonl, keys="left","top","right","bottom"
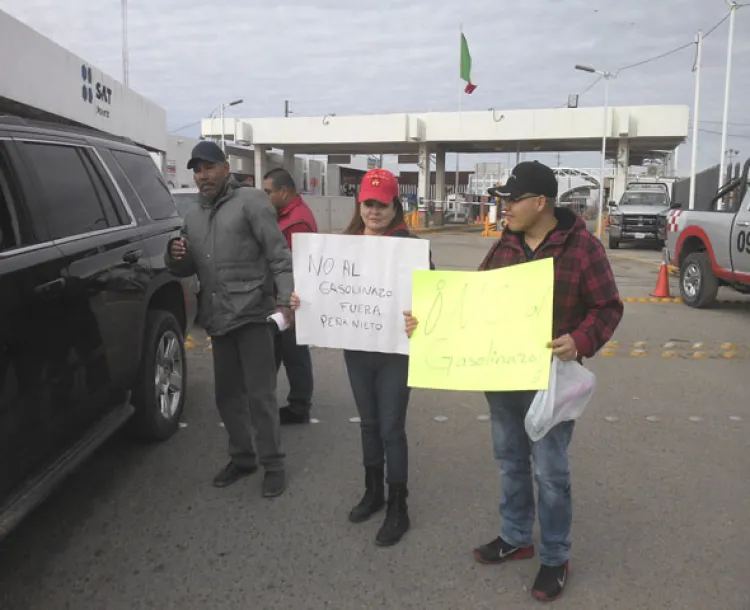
{"left": 424, "top": 339, "right": 543, "bottom": 379}
{"left": 318, "top": 282, "right": 394, "bottom": 298}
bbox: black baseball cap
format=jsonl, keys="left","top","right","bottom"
{"left": 187, "top": 140, "right": 226, "bottom": 170}
{"left": 490, "top": 161, "right": 558, "bottom": 201}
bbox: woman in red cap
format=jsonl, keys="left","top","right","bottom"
{"left": 291, "top": 168, "right": 432, "bottom": 547}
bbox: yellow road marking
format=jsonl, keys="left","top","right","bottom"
{"left": 609, "top": 253, "right": 662, "bottom": 267}
{"left": 623, "top": 296, "right": 682, "bottom": 304}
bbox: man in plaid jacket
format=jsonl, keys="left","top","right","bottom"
{"left": 472, "top": 161, "right": 624, "bottom": 602}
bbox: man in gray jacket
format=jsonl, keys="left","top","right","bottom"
{"left": 166, "top": 141, "right": 293, "bottom": 497}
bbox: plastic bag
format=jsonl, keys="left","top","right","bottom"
{"left": 524, "top": 356, "right": 597, "bottom": 442}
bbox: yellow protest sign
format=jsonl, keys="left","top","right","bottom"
{"left": 407, "top": 258, "right": 554, "bottom": 392}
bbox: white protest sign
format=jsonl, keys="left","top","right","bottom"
{"left": 292, "top": 233, "right": 430, "bottom": 355}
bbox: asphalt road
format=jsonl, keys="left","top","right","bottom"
{"left": 1, "top": 234, "right": 749, "bottom": 610}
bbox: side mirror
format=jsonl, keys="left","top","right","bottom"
{"left": 607, "top": 200, "right": 617, "bottom": 208}
{"left": 670, "top": 201, "right": 682, "bottom": 209}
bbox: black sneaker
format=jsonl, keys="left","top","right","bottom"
{"left": 262, "top": 470, "right": 287, "bottom": 498}
{"left": 279, "top": 406, "right": 310, "bottom": 425}
{"left": 473, "top": 536, "right": 535, "bottom": 564}
{"left": 212, "top": 462, "right": 257, "bottom": 488}
{"left": 531, "top": 561, "right": 569, "bottom": 602}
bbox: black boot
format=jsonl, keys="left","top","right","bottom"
{"left": 375, "top": 484, "right": 410, "bottom": 546}
{"left": 348, "top": 466, "right": 385, "bottom": 523}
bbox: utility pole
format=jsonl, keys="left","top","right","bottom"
{"left": 718, "top": 1, "right": 738, "bottom": 190}
{"left": 121, "top": 0, "right": 129, "bottom": 87}
{"left": 689, "top": 31, "right": 703, "bottom": 211}
{"left": 284, "top": 100, "right": 292, "bottom": 117}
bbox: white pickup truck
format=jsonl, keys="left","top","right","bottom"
{"left": 607, "top": 182, "right": 671, "bottom": 250}
{"left": 664, "top": 158, "right": 750, "bottom": 307}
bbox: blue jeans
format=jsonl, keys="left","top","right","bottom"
{"left": 344, "top": 350, "right": 410, "bottom": 485}
{"left": 485, "top": 390, "right": 575, "bottom": 566}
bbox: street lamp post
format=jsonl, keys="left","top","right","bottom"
{"left": 575, "top": 64, "right": 615, "bottom": 240}
{"left": 718, "top": 1, "right": 739, "bottom": 191}
{"left": 218, "top": 99, "right": 243, "bottom": 153}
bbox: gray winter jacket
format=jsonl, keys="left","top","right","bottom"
{"left": 165, "top": 178, "right": 293, "bottom": 336}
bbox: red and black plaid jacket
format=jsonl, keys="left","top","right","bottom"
{"left": 478, "top": 207, "right": 623, "bottom": 359}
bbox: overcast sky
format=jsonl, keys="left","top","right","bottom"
{"left": 2, "top": 0, "right": 749, "bottom": 174}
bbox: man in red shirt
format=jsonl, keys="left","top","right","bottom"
{"left": 472, "top": 161, "right": 624, "bottom": 602}
{"left": 263, "top": 168, "right": 318, "bottom": 424}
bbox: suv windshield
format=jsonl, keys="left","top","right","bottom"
{"left": 619, "top": 192, "right": 668, "bottom": 206}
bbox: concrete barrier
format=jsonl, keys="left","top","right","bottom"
{"left": 302, "top": 195, "right": 480, "bottom": 235}
{"left": 303, "top": 195, "right": 356, "bottom": 233}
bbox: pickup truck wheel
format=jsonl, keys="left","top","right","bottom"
{"left": 680, "top": 252, "right": 719, "bottom": 308}
{"left": 129, "top": 310, "right": 187, "bottom": 441}
{"left": 608, "top": 237, "right": 620, "bottom": 249}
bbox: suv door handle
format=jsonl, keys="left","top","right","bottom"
{"left": 122, "top": 249, "right": 143, "bottom": 264}
{"left": 737, "top": 221, "right": 750, "bottom": 227}
{"left": 34, "top": 278, "right": 66, "bottom": 295}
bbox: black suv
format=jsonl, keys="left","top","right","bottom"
{"left": 0, "top": 116, "right": 196, "bottom": 540}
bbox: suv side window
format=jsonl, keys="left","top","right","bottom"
{"left": 19, "top": 142, "right": 124, "bottom": 240}
{"left": 0, "top": 158, "right": 20, "bottom": 252}
{"left": 111, "top": 150, "right": 177, "bottom": 221}
{"left": 0, "top": 145, "right": 37, "bottom": 252}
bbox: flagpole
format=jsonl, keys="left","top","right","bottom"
{"left": 455, "top": 24, "right": 462, "bottom": 199}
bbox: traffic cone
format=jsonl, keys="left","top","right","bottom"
{"left": 650, "top": 261, "right": 671, "bottom": 298}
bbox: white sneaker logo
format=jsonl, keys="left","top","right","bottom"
{"left": 498, "top": 547, "right": 518, "bottom": 558}
{"left": 557, "top": 576, "right": 566, "bottom": 588}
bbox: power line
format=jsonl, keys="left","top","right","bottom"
{"left": 697, "top": 119, "right": 750, "bottom": 127}
{"left": 580, "top": 75, "right": 603, "bottom": 96}
{"left": 703, "top": 11, "right": 731, "bottom": 38}
{"left": 615, "top": 11, "right": 731, "bottom": 75}
{"left": 698, "top": 128, "right": 750, "bottom": 140}
{"left": 168, "top": 120, "right": 201, "bottom": 134}
{"left": 571, "top": 8, "right": 741, "bottom": 104}
{"left": 616, "top": 40, "right": 695, "bottom": 75}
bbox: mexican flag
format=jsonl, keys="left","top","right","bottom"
{"left": 460, "top": 33, "right": 476, "bottom": 94}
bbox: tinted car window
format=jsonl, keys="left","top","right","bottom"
{"left": 112, "top": 151, "right": 177, "bottom": 221}
{"left": 19, "top": 142, "right": 119, "bottom": 240}
{"left": 0, "top": 155, "right": 21, "bottom": 252}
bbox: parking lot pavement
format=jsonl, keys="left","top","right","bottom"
{"left": 0, "top": 234, "right": 748, "bottom": 610}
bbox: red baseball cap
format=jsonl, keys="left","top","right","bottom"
{"left": 358, "top": 169, "right": 399, "bottom": 204}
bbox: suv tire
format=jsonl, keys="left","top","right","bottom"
{"left": 679, "top": 251, "right": 719, "bottom": 308}
{"left": 129, "top": 310, "right": 187, "bottom": 441}
{"left": 608, "top": 237, "right": 620, "bottom": 249}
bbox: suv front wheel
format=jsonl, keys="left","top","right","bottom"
{"left": 129, "top": 310, "right": 187, "bottom": 440}
{"left": 679, "top": 251, "right": 719, "bottom": 308}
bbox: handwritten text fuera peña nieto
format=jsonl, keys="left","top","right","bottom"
{"left": 309, "top": 255, "right": 393, "bottom": 332}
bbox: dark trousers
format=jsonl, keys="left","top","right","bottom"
{"left": 274, "top": 325, "right": 314, "bottom": 413}
{"left": 212, "top": 323, "right": 284, "bottom": 471}
{"left": 343, "top": 349, "right": 410, "bottom": 485}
